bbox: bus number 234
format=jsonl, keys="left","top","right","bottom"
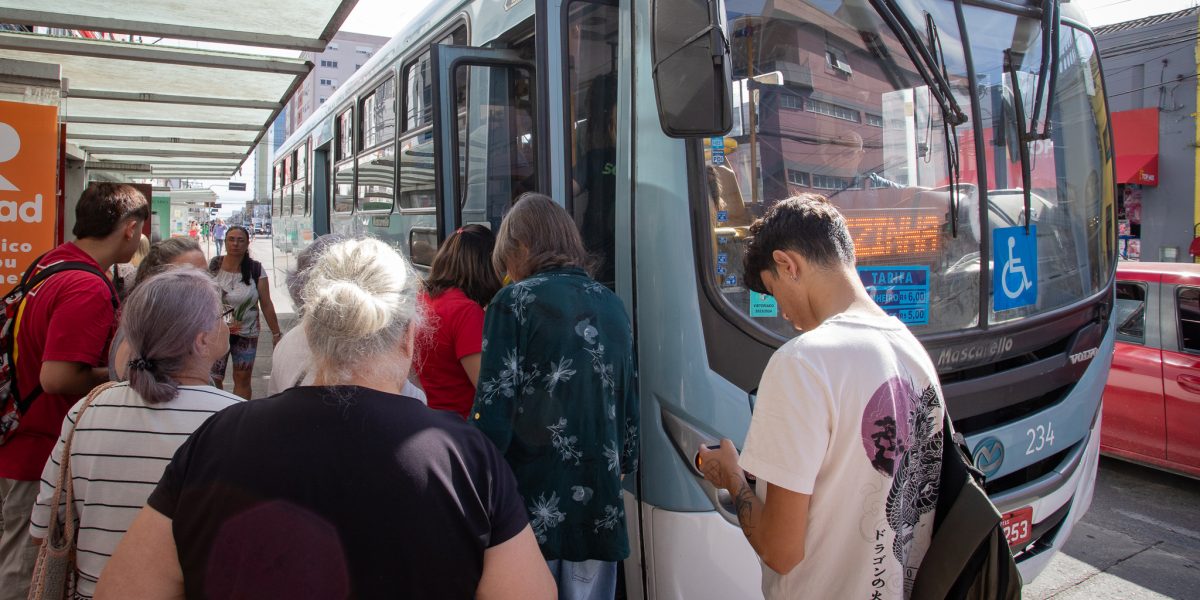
{"left": 1026, "top": 422, "right": 1055, "bottom": 455}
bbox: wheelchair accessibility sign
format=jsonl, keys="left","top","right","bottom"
{"left": 993, "top": 226, "right": 1037, "bottom": 311}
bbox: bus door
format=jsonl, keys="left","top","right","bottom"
{"left": 312, "top": 142, "right": 331, "bottom": 237}
{"left": 430, "top": 44, "right": 543, "bottom": 238}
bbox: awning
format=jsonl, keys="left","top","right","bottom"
{"left": 1112, "top": 108, "right": 1159, "bottom": 186}
{"left": 0, "top": 0, "right": 358, "bottom": 179}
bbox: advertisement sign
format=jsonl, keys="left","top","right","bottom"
{"left": 858, "top": 266, "right": 930, "bottom": 325}
{"left": 0, "top": 101, "right": 58, "bottom": 285}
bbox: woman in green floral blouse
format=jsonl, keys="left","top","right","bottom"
{"left": 472, "top": 193, "right": 639, "bottom": 599}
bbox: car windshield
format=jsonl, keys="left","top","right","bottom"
{"left": 705, "top": 1, "right": 1113, "bottom": 339}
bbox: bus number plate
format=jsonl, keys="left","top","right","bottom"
{"left": 1001, "top": 506, "right": 1033, "bottom": 548}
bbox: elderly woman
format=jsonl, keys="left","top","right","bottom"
{"left": 97, "top": 238, "right": 554, "bottom": 600}
{"left": 268, "top": 235, "right": 425, "bottom": 402}
{"left": 471, "top": 193, "right": 639, "bottom": 598}
{"left": 109, "top": 237, "right": 208, "bottom": 381}
{"left": 30, "top": 269, "right": 241, "bottom": 599}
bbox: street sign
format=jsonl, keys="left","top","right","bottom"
{"left": 993, "top": 226, "right": 1038, "bottom": 311}
{"left": 228, "top": 182, "right": 246, "bottom": 191}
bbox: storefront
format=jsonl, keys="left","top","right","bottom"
{"left": 1112, "top": 108, "right": 1160, "bottom": 261}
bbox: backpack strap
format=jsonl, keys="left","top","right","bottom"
{"left": 911, "top": 412, "right": 1005, "bottom": 600}
{"left": 11, "top": 261, "right": 119, "bottom": 414}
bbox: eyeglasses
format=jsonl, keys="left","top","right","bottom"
{"left": 221, "top": 305, "right": 235, "bottom": 326}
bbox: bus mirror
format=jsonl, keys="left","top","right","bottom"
{"left": 651, "top": 0, "right": 733, "bottom": 138}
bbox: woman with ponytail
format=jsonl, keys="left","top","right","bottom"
{"left": 29, "top": 269, "right": 241, "bottom": 599}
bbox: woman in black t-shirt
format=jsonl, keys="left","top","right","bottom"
{"left": 96, "top": 239, "right": 555, "bottom": 600}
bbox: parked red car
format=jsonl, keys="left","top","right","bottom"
{"left": 1103, "top": 262, "right": 1200, "bottom": 478}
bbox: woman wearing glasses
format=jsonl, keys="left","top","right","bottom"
{"left": 29, "top": 268, "right": 242, "bottom": 599}
{"left": 209, "top": 225, "right": 282, "bottom": 399}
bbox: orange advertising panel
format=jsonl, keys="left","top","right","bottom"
{"left": 0, "top": 100, "right": 58, "bottom": 286}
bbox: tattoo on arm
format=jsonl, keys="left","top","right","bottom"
{"left": 732, "top": 478, "right": 758, "bottom": 538}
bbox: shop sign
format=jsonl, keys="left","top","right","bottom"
{"left": 0, "top": 100, "right": 58, "bottom": 285}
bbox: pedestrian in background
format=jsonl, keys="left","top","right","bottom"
{"left": 30, "top": 269, "right": 241, "bottom": 599}
{"left": 472, "top": 193, "right": 639, "bottom": 598}
{"left": 212, "top": 219, "right": 227, "bottom": 257}
{"left": 109, "top": 237, "right": 208, "bottom": 382}
{"left": 209, "top": 226, "right": 281, "bottom": 399}
{"left": 415, "top": 224, "right": 501, "bottom": 419}
{"left": 0, "top": 183, "right": 146, "bottom": 600}
{"left": 696, "top": 195, "right": 945, "bottom": 599}
{"left": 268, "top": 234, "right": 426, "bottom": 403}
{"left": 97, "top": 238, "right": 555, "bottom": 600}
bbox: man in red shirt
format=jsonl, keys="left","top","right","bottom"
{"left": 0, "top": 183, "right": 147, "bottom": 600}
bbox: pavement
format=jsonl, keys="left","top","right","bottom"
{"left": 1024, "top": 457, "right": 1200, "bottom": 599}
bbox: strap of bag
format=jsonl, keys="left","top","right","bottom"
{"left": 910, "top": 412, "right": 1004, "bottom": 600}
{"left": 11, "top": 262, "right": 120, "bottom": 415}
{"left": 46, "top": 382, "right": 117, "bottom": 552}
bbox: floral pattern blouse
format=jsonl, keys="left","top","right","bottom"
{"left": 471, "top": 267, "right": 639, "bottom": 562}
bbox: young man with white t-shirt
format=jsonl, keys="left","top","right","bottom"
{"left": 698, "top": 195, "right": 945, "bottom": 599}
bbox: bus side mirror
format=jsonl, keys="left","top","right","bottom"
{"left": 651, "top": 0, "right": 733, "bottom": 138}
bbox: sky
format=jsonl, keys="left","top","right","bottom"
{"left": 210, "top": 0, "right": 1200, "bottom": 213}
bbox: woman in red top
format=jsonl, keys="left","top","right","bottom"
{"left": 416, "top": 225, "right": 502, "bottom": 418}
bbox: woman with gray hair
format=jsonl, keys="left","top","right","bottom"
{"left": 30, "top": 269, "right": 241, "bottom": 599}
{"left": 268, "top": 234, "right": 425, "bottom": 402}
{"left": 108, "top": 237, "right": 208, "bottom": 381}
{"left": 98, "top": 238, "right": 554, "bottom": 600}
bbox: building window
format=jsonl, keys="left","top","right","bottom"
{"left": 355, "top": 64, "right": 362, "bottom": 70}
{"left": 826, "top": 46, "right": 852, "bottom": 75}
{"left": 786, "top": 169, "right": 808, "bottom": 186}
{"left": 811, "top": 173, "right": 858, "bottom": 190}
{"left": 326, "top": 42, "right": 338, "bottom": 50}
{"left": 356, "top": 46, "right": 373, "bottom": 55}
{"left": 780, "top": 94, "right": 803, "bottom": 110}
{"left": 805, "top": 98, "right": 860, "bottom": 122}
{"left": 865, "top": 113, "right": 884, "bottom": 127}
{"left": 320, "top": 59, "right": 338, "bottom": 68}
{"left": 319, "top": 78, "right": 333, "bottom": 86}
{"left": 319, "top": 97, "right": 327, "bottom": 104}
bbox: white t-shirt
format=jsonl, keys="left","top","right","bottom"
{"left": 30, "top": 383, "right": 242, "bottom": 599}
{"left": 269, "top": 326, "right": 427, "bottom": 403}
{"left": 739, "top": 313, "right": 945, "bottom": 600}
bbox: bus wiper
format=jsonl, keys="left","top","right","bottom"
{"left": 869, "top": 1, "right": 967, "bottom": 127}
{"left": 1004, "top": 49, "right": 1034, "bottom": 233}
{"left": 1028, "top": 0, "right": 1060, "bottom": 140}
{"left": 926, "top": 12, "right": 962, "bottom": 238}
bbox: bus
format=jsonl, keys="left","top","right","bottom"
{"left": 270, "top": 0, "right": 1115, "bottom": 596}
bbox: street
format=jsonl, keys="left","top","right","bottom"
{"left": 1025, "top": 457, "right": 1200, "bottom": 599}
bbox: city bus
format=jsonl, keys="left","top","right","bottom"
{"left": 270, "top": 0, "right": 1115, "bottom": 596}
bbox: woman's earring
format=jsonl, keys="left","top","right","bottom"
{"left": 790, "top": 272, "right": 799, "bottom": 282}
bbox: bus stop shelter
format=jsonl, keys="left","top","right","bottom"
{"left": 0, "top": 0, "right": 357, "bottom": 180}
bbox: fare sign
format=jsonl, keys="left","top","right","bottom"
{"left": 0, "top": 101, "right": 59, "bottom": 285}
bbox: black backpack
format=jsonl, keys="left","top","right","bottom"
{"left": 911, "top": 412, "right": 1022, "bottom": 600}
{"left": 0, "top": 254, "right": 117, "bottom": 445}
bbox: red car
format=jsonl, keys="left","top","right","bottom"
{"left": 1103, "top": 262, "right": 1200, "bottom": 478}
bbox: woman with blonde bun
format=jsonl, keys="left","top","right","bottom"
{"left": 98, "top": 238, "right": 555, "bottom": 600}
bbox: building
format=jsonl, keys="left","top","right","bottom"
{"left": 1097, "top": 7, "right": 1199, "bottom": 262}
{"left": 285, "top": 31, "right": 390, "bottom": 138}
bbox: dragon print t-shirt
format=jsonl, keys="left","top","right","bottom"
{"left": 739, "top": 312, "right": 944, "bottom": 600}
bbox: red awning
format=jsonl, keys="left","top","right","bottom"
{"left": 1112, "top": 108, "right": 1159, "bottom": 186}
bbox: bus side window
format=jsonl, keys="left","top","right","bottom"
{"left": 333, "top": 108, "right": 355, "bottom": 213}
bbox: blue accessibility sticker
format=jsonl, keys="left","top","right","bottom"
{"left": 993, "top": 226, "right": 1038, "bottom": 311}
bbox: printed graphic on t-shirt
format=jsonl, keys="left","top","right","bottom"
{"left": 860, "top": 376, "right": 943, "bottom": 594}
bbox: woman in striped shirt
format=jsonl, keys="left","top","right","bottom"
{"left": 29, "top": 268, "right": 241, "bottom": 599}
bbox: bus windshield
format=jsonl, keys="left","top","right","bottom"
{"left": 705, "top": 0, "right": 1113, "bottom": 338}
